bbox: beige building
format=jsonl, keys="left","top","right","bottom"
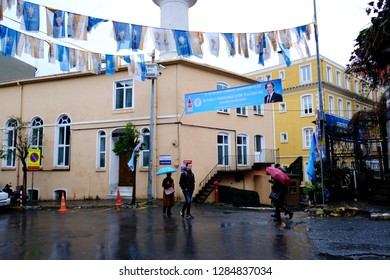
{"left": 0, "top": 58, "right": 277, "bottom": 205}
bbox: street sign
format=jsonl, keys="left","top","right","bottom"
{"left": 28, "top": 148, "right": 41, "bottom": 170}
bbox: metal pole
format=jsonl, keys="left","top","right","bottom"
{"left": 147, "top": 50, "right": 156, "bottom": 204}
{"left": 313, "top": 0, "right": 326, "bottom": 204}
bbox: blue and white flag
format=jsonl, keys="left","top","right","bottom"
{"left": 57, "top": 45, "right": 70, "bottom": 72}
{"left": 1, "top": 27, "right": 17, "bottom": 56}
{"left": 105, "top": 54, "right": 116, "bottom": 76}
{"left": 23, "top": 2, "right": 40, "bottom": 31}
{"left": 278, "top": 42, "right": 291, "bottom": 67}
{"left": 128, "top": 142, "right": 142, "bottom": 172}
{"left": 46, "top": 9, "right": 65, "bottom": 38}
{"left": 237, "top": 33, "right": 249, "bottom": 58}
{"left": 249, "top": 32, "right": 262, "bottom": 54}
{"left": 131, "top": 24, "right": 146, "bottom": 51}
{"left": 128, "top": 54, "right": 146, "bottom": 81}
{"left": 87, "top": 17, "right": 107, "bottom": 32}
{"left": 189, "top": 31, "right": 204, "bottom": 58}
{"left": 307, "top": 133, "right": 317, "bottom": 184}
{"left": 173, "top": 29, "right": 192, "bottom": 57}
{"left": 151, "top": 27, "right": 176, "bottom": 55}
{"left": 258, "top": 33, "right": 267, "bottom": 66}
{"left": 113, "top": 21, "right": 131, "bottom": 51}
{"left": 67, "top": 13, "right": 88, "bottom": 40}
{"left": 205, "top": 32, "right": 219, "bottom": 57}
{"left": 221, "top": 33, "right": 235, "bottom": 57}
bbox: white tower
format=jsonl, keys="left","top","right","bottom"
{"left": 152, "top": 0, "right": 197, "bottom": 30}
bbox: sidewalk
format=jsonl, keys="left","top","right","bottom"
{"left": 30, "top": 197, "right": 390, "bottom": 216}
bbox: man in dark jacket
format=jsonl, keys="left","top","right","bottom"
{"left": 264, "top": 81, "right": 283, "bottom": 103}
{"left": 179, "top": 163, "right": 195, "bottom": 219}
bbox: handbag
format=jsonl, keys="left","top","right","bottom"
{"left": 269, "top": 192, "right": 280, "bottom": 201}
{"left": 164, "top": 187, "right": 175, "bottom": 195}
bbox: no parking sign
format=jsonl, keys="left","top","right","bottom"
{"left": 28, "top": 149, "right": 41, "bottom": 170}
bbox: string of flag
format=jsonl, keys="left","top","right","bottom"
{"left": 0, "top": 0, "right": 313, "bottom": 81}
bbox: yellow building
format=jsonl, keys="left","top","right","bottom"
{"left": 246, "top": 55, "right": 380, "bottom": 181}
{"left": 0, "top": 58, "right": 278, "bottom": 205}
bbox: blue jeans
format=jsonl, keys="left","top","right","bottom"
{"left": 181, "top": 190, "right": 193, "bottom": 215}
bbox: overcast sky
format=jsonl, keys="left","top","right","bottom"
{"left": 1, "top": 0, "right": 372, "bottom": 75}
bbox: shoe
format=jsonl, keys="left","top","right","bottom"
{"left": 186, "top": 214, "right": 194, "bottom": 219}
{"left": 288, "top": 212, "right": 293, "bottom": 219}
{"left": 180, "top": 211, "right": 184, "bottom": 218}
{"left": 167, "top": 212, "right": 172, "bottom": 216}
{"left": 271, "top": 214, "right": 276, "bottom": 217}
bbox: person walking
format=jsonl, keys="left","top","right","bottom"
{"left": 179, "top": 162, "right": 195, "bottom": 219}
{"left": 162, "top": 172, "right": 175, "bottom": 216}
{"left": 270, "top": 178, "right": 293, "bottom": 221}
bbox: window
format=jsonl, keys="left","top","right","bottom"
{"left": 301, "top": 95, "right": 313, "bottom": 116}
{"left": 326, "top": 66, "right": 333, "bottom": 83}
{"left": 30, "top": 117, "right": 44, "bottom": 166}
{"left": 115, "top": 79, "right": 133, "bottom": 109}
{"left": 140, "top": 128, "right": 150, "bottom": 168}
{"left": 279, "top": 70, "right": 285, "bottom": 80}
{"left": 236, "top": 107, "right": 247, "bottom": 116}
{"left": 354, "top": 80, "right": 359, "bottom": 93}
{"left": 279, "top": 102, "right": 286, "bottom": 113}
{"left": 344, "top": 75, "right": 350, "bottom": 90}
{"left": 3, "top": 119, "right": 18, "bottom": 168}
{"left": 55, "top": 115, "right": 71, "bottom": 167}
{"left": 217, "top": 82, "right": 230, "bottom": 113}
{"left": 346, "top": 101, "right": 352, "bottom": 119}
{"left": 328, "top": 95, "right": 335, "bottom": 114}
{"left": 300, "top": 65, "right": 311, "bottom": 83}
{"left": 336, "top": 71, "right": 341, "bottom": 86}
{"left": 255, "top": 75, "right": 263, "bottom": 81}
{"left": 303, "top": 127, "right": 314, "bottom": 149}
{"left": 217, "top": 133, "right": 230, "bottom": 166}
{"left": 264, "top": 74, "right": 272, "bottom": 81}
{"left": 280, "top": 132, "right": 288, "bottom": 143}
{"left": 97, "top": 130, "right": 106, "bottom": 169}
{"left": 253, "top": 104, "right": 264, "bottom": 115}
{"left": 237, "top": 134, "right": 248, "bottom": 166}
{"left": 356, "top": 104, "right": 360, "bottom": 112}
{"left": 338, "top": 99, "right": 343, "bottom": 117}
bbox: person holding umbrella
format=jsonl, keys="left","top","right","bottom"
{"left": 266, "top": 166, "right": 294, "bottom": 221}
{"left": 162, "top": 172, "right": 175, "bottom": 216}
{"left": 157, "top": 166, "right": 177, "bottom": 216}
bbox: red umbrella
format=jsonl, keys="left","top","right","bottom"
{"left": 266, "top": 166, "right": 291, "bottom": 186}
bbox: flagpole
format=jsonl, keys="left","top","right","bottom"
{"left": 313, "top": 0, "right": 325, "bottom": 205}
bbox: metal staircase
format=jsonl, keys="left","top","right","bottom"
{"left": 193, "top": 165, "right": 224, "bottom": 204}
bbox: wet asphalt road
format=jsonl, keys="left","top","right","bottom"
{"left": 1, "top": 203, "right": 389, "bottom": 260}
{"left": 0, "top": 204, "right": 314, "bottom": 260}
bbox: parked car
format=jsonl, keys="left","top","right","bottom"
{"left": 0, "top": 189, "right": 11, "bottom": 207}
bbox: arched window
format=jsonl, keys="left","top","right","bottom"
{"left": 97, "top": 130, "right": 106, "bottom": 169}
{"left": 3, "top": 119, "right": 18, "bottom": 167}
{"left": 30, "top": 116, "right": 44, "bottom": 166}
{"left": 140, "top": 128, "right": 150, "bottom": 168}
{"left": 55, "top": 114, "right": 71, "bottom": 167}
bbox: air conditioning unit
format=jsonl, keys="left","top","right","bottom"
{"left": 145, "top": 63, "right": 158, "bottom": 79}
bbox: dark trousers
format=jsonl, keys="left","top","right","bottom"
{"left": 181, "top": 190, "right": 193, "bottom": 215}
